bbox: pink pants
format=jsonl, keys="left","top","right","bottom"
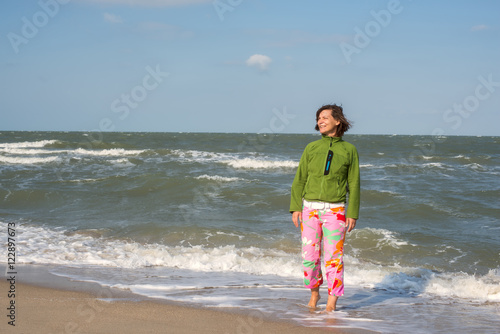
{"left": 301, "top": 204, "right": 347, "bottom": 296}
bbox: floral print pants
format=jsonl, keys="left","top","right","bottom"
{"left": 301, "top": 203, "right": 347, "bottom": 297}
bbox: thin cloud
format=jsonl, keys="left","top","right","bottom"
{"left": 103, "top": 13, "right": 123, "bottom": 23}
{"left": 78, "top": 0, "right": 212, "bottom": 7}
{"left": 246, "top": 54, "right": 272, "bottom": 71}
{"left": 471, "top": 24, "right": 488, "bottom": 32}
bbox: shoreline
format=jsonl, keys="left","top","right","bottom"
{"left": 1, "top": 264, "right": 375, "bottom": 334}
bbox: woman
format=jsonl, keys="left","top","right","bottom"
{"left": 290, "top": 104, "right": 360, "bottom": 312}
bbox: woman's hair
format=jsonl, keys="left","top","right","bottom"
{"left": 314, "top": 104, "right": 353, "bottom": 137}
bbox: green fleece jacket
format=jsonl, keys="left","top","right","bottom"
{"left": 290, "top": 135, "right": 360, "bottom": 219}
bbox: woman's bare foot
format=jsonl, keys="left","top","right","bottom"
{"left": 307, "top": 287, "right": 321, "bottom": 308}
{"left": 325, "top": 295, "right": 338, "bottom": 312}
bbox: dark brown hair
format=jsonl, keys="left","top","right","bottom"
{"left": 314, "top": 104, "right": 352, "bottom": 137}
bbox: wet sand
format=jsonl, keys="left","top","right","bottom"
{"left": 0, "top": 279, "right": 375, "bottom": 334}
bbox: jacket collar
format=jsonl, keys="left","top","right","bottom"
{"left": 321, "top": 135, "right": 342, "bottom": 143}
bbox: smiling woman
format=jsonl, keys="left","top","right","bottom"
{"left": 315, "top": 105, "right": 352, "bottom": 137}
{"left": 290, "top": 103, "right": 360, "bottom": 313}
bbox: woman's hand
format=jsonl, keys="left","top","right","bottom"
{"left": 292, "top": 211, "right": 302, "bottom": 228}
{"left": 346, "top": 218, "right": 357, "bottom": 232}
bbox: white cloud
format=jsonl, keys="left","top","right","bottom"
{"left": 246, "top": 54, "right": 272, "bottom": 71}
{"left": 78, "top": 0, "right": 211, "bottom": 7}
{"left": 103, "top": 13, "right": 123, "bottom": 23}
{"left": 471, "top": 24, "right": 488, "bottom": 32}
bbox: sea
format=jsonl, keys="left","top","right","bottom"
{"left": 1, "top": 131, "right": 499, "bottom": 333}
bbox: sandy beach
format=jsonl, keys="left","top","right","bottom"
{"left": 0, "top": 279, "right": 375, "bottom": 334}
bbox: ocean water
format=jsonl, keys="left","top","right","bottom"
{"left": 1, "top": 131, "right": 499, "bottom": 333}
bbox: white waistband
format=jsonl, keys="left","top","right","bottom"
{"left": 303, "top": 199, "right": 345, "bottom": 210}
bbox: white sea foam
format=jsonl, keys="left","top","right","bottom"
{"left": 109, "top": 158, "right": 136, "bottom": 166}
{"left": 4, "top": 222, "right": 500, "bottom": 304}
{"left": 224, "top": 158, "right": 298, "bottom": 169}
{"left": 67, "top": 178, "right": 106, "bottom": 183}
{"left": 0, "top": 156, "right": 60, "bottom": 164}
{"left": 0, "top": 144, "right": 147, "bottom": 166}
{"left": 351, "top": 265, "right": 500, "bottom": 302}
{"left": 361, "top": 163, "right": 398, "bottom": 169}
{"left": 169, "top": 149, "right": 298, "bottom": 169}
{"left": 0, "top": 148, "right": 67, "bottom": 155}
{"left": 353, "top": 228, "right": 414, "bottom": 249}
{"left": 195, "top": 174, "right": 244, "bottom": 182}
{"left": 377, "top": 190, "right": 399, "bottom": 195}
{"left": 216, "top": 231, "right": 245, "bottom": 240}
{"left": 1, "top": 147, "right": 145, "bottom": 157}
{"left": 453, "top": 154, "right": 470, "bottom": 160}
{"left": 466, "top": 163, "right": 486, "bottom": 171}
{"left": 421, "top": 162, "right": 454, "bottom": 170}
{"left": 73, "top": 148, "right": 145, "bottom": 157}
{"left": 424, "top": 269, "right": 500, "bottom": 302}
{"left": 10, "top": 222, "right": 301, "bottom": 277}
{"left": 0, "top": 140, "right": 58, "bottom": 149}
{"left": 169, "top": 149, "right": 224, "bottom": 161}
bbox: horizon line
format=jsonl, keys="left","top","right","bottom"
{"left": 0, "top": 129, "right": 498, "bottom": 138}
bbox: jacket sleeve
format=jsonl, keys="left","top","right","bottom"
{"left": 289, "top": 147, "right": 308, "bottom": 213}
{"left": 345, "top": 146, "right": 360, "bottom": 219}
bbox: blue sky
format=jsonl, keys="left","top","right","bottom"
{"left": 1, "top": 0, "right": 499, "bottom": 135}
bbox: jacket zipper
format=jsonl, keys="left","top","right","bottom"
{"left": 319, "top": 138, "right": 333, "bottom": 199}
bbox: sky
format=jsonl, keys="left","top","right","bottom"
{"left": 1, "top": 0, "right": 499, "bottom": 136}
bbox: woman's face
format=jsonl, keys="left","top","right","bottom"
{"left": 317, "top": 109, "right": 340, "bottom": 137}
